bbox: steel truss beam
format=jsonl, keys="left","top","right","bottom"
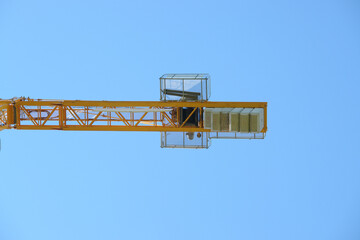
{"left": 0, "top": 99, "right": 267, "bottom": 133}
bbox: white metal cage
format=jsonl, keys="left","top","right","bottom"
{"left": 160, "top": 74, "right": 211, "bottom": 102}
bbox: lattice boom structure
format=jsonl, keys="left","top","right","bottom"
{"left": 0, "top": 98, "right": 267, "bottom": 133}
{"left": 0, "top": 74, "right": 268, "bottom": 148}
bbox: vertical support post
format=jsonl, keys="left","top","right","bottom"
{"left": 7, "top": 104, "right": 13, "bottom": 127}
{"left": 59, "top": 105, "right": 63, "bottom": 129}
{"left": 63, "top": 106, "right": 67, "bottom": 127}
{"left": 16, "top": 103, "right": 20, "bottom": 128}
{"left": 86, "top": 106, "right": 89, "bottom": 126}
{"left": 39, "top": 105, "right": 41, "bottom": 126}
{"left": 201, "top": 79, "right": 203, "bottom": 101}
{"left": 205, "top": 78, "right": 207, "bottom": 100}
{"left": 160, "top": 77, "right": 162, "bottom": 101}
{"left": 131, "top": 107, "right": 134, "bottom": 126}
{"left": 264, "top": 104, "right": 267, "bottom": 132}
{"left": 154, "top": 111, "right": 157, "bottom": 126}
{"left": 177, "top": 107, "right": 180, "bottom": 127}
{"left": 164, "top": 79, "right": 166, "bottom": 101}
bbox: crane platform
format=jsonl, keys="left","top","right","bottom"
{"left": 0, "top": 74, "right": 267, "bottom": 148}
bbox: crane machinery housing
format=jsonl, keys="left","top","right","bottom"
{"left": 0, "top": 74, "right": 267, "bottom": 148}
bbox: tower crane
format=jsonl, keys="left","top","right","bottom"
{"left": 0, "top": 74, "right": 267, "bottom": 148}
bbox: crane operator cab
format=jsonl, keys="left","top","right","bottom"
{"left": 160, "top": 74, "right": 210, "bottom": 148}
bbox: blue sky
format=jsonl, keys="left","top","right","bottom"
{"left": 0, "top": 0, "right": 360, "bottom": 239}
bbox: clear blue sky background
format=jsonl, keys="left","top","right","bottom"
{"left": 0, "top": 0, "right": 359, "bottom": 239}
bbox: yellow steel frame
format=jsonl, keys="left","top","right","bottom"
{"left": 0, "top": 98, "right": 267, "bottom": 133}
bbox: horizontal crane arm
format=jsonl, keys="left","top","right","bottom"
{"left": 0, "top": 98, "right": 267, "bottom": 133}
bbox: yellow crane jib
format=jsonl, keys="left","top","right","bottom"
{"left": 0, "top": 74, "right": 267, "bottom": 148}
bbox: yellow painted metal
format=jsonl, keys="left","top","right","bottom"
{"left": 16, "top": 125, "right": 211, "bottom": 132}
{"left": 18, "top": 100, "right": 267, "bottom": 108}
{"left": 0, "top": 98, "right": 268, "bottom": 133}
{"left": 7, "top": 104, "right": 14, "bottom": 126}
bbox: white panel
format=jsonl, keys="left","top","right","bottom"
{"left": 230, "top": 108, "right": 243, "bottom": 132}
{"left": 211, "top": 108, "right": 222, "bottom": 131}
{"left": 204, "top": 108, "right": 213, "bottom": 129}
{"left": 220, "top": 108, "right": 233, "bottom": 132}
{"left": 239, "top": 108, "right": 253, "bottom": 132}
{"left": 250, "top": 108, "right": 264, "bottom": 132}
